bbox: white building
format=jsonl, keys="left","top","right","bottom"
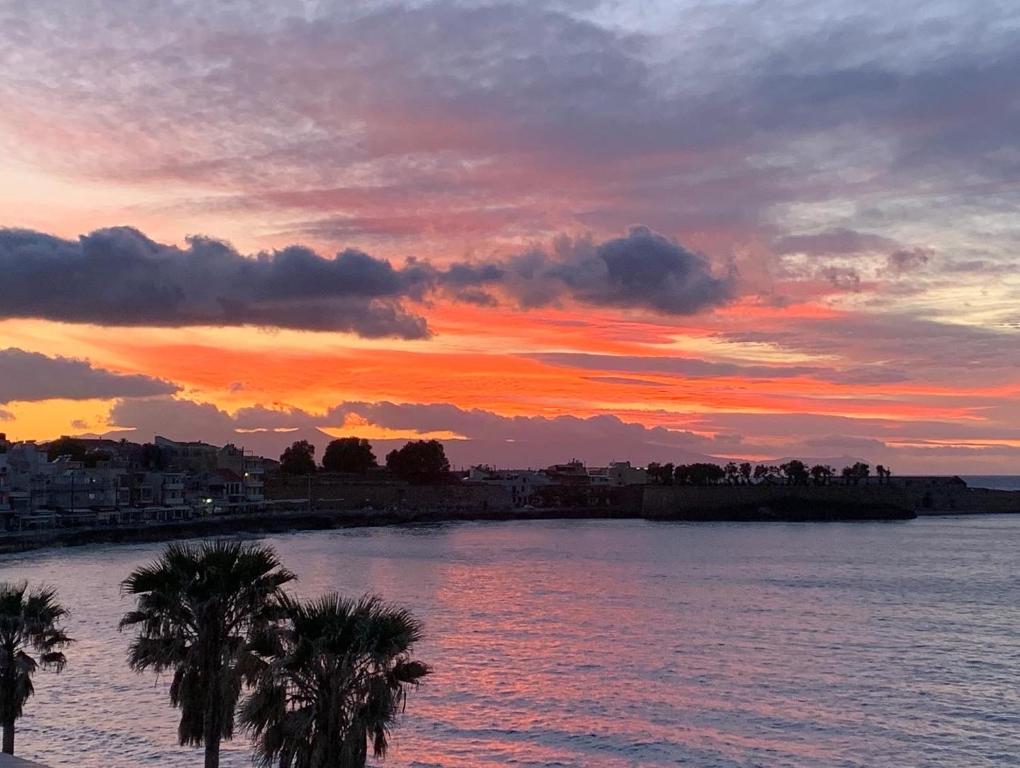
{"left": 242, "top": 454, "right": 266, "bottom": 502}
{"left": 588, "top": 461, "right": 648, "bottom": 487}
{"left": 5, "top": 442, "right": 56, "bottom": 513}
{"left": 468, "top": 466, "right": 553, "bottom": 506}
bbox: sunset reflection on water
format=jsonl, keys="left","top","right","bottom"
{"left": 4, "top": 518, "right": 1020, "bottom": 767}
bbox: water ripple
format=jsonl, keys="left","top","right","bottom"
{"left": 2, "top": 517, "right": 1019, "bottom": 766}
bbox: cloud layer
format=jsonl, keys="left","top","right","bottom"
{"left": 0, "top": 227, "right": 432, "bottom": 337}
{"left": 1, "top": 1, "right": 1018, "bottom": 472}
{"left": 106, "top": 397, "right": 726, "bottom": 467}
{"left": 104, "top": 395, "right": 1020, "bottom": 474}
{"left": 440, "top": 226, "right": 734, "bottom": 314}
{"left": 0, "top": 348, "right": 178, "bottom": 404}
{"left": 0, "top": 225, "right": 733, "bottom": 335}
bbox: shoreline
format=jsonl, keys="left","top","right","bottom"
{"left": 4, "top": 506, "right": 633, "bottom": 555}
{"left": 0, "top": 498, "right": 921, "bottom": 555}
{"left": 6, "top": 471, "right": 1019, "bottom": 557}
{"left": 5, "top": 484, "right": 1020, "bottom": 556}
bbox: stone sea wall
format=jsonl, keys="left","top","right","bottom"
{"left": 267, "top": 474, "right": 517, "bottom": 511}
{"left": 643, "top": 483, "right": 1020, "bottom": 517}
{"left": 270, "top": 475, "right": 1020, "bottom": 517}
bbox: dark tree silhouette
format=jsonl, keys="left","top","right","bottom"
{"left": 322, "top": 438, "right": 377, "bottom": 474}
{"left": 241, "top": 593, "right": 430, "bottom": 768}
{"left": 841, "top": 462, "right": 871, "bottom": 485}
{"left": 674, "top": 463, "right": 726, "bottom": 486}
{"left": 851, "top": 462, "right": 871, "bottom": 484}
{"left": 738, "top": 462, "right": 752, "bottom": 484}
{"left": 809, "top": 464, "right": 835, "bottom": 485}
{"left": 120, "top": 542, "right": 295, "bottom": 768}
{"left": 780, "top": 460, "right": 809, "bottom": 485}
{"left": 45, "top": 436, "right": 86, "bottom": 462}
{"left": 0, "top": 582, "right": 73, "bottom": 755}
{"left": 659, "top": 462, "right": 675, "bottom": 485}
{"left": 280, "top": 440, "right": 317, "bottom": 475}
{"left": 385, "top": 440, "right": 450, "bottom": 484}
{"left": 139, "top": 442, "right": 168, "bottom": 470}
{"left": 82, "top": 450, "right": 112, "bottom": 468}
{"left": 646, "top": 462, "right": 674, "bottom": 485}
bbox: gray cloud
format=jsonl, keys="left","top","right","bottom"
{"left": 941, "top": 259, "right": 1011, "bottom": 274}
{"left": 105, "top": 393, "right": 1020, "bottom": 473}
{"left": 107, "top": 397, "right": 730, "bottom": 468}
{"left": 0, "top": 348, "right": 178, "bottom": 404}
{"left": 528, "top": 352, "right": 920, "bottom": 387}
{"left": 0, "top": 225, "right": 733, "bottom": 333}
{"left": 886, "top": 247, "right": 931, "bottom": 275}
{"left": 687, "top": 408, "right": 1020, "bottom": 448}
{"left": 826, "top": 367, "right": 912, "bottom": 386}
{"left": 774, "top": 228, "right": 898, "bottom": 256}
{"left": 0, "top": 227, "right": 431, "bottom": 338}
{"left": 723, "top": 312, "right": 1020, "bottom": 374}
{"left": 4, "top": 0, "right": 1020, "bottom": 294}
{"left": 819, "top": 266, "right": 861, "bottom": 290}
{"left": 443, "top": 227, "right": 734, "bottom": 315}
{"left": 802, "top": 435, "right": 889, "bottom": 454}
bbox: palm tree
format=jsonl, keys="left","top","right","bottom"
{"left": 0, "top": 582, "right": 72, "bottom": 755}
{"left": 241, "top": 593, "right": 431, "bottom": 768}
{"left": 120, "top": 541, "right": 295, "bottom": 768}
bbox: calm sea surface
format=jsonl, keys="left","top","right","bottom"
{"left": 2, "top": 518, "right": 1019, "bottom": 767}
{"left": 964, "top": 476, "right": 1020, "bottom": 491}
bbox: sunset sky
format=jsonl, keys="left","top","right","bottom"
{"left": 1, "top": 0, "right": 1018, "bottom": 472}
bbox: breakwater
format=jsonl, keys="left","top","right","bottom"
{"left": 643, "top": 482, "right": 1020, "bottom": 517}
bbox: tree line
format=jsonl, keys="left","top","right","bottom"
{"left": 280, "top": 440, "right": 895, "bottom": 490}
{"left": 646, "top": 460, "right": 892, "bottom": 486}
{"left": 279, "top": 438, "right": 451, "bottom": 484}
{"left": 0, "top": 542, "right": 429, "bottom": 767}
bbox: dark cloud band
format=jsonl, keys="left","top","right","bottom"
{"left": 0, "top": 225, "right": 733, "bottom": 336}
{"left": 0, "top": 227, "right": 432, "bottom": 338}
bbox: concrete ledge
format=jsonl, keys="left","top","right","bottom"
{"left": 0, "top": 756, "right": 50, "bottom": 767}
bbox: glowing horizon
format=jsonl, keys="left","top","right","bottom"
{"left": 1, "top": 1, "right": 1018, "bottom": 473}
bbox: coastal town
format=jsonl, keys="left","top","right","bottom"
{"left": 2, "top": 432, "right": 1017, "bottom": 541}
{"left": 0, "top": 433, "right": 275, "bottom": 530}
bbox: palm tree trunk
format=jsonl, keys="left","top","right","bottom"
{"left": 203, "top": 690, "right": 221, "bottom": 768}
{"left": 201, "top": 632, "right": 223, "bottom": 768}
{"left": 204, "top": 735, "right": 220, "bottom": 768}
{"left": 2, "top": 719, "right": 14, "bottom": 755}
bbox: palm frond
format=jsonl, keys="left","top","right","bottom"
{"left": 240, "top": 592, "right": 429, "bottom": 767}
{"left": 119, "top": 542, "right": 295, "bottom": 752}
{"left": 0, "top": 581, "right": 72, "bottom": 729}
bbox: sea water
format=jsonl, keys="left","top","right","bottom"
{"left": 2, "top": 517, "right": 1019, "bottom": 767}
